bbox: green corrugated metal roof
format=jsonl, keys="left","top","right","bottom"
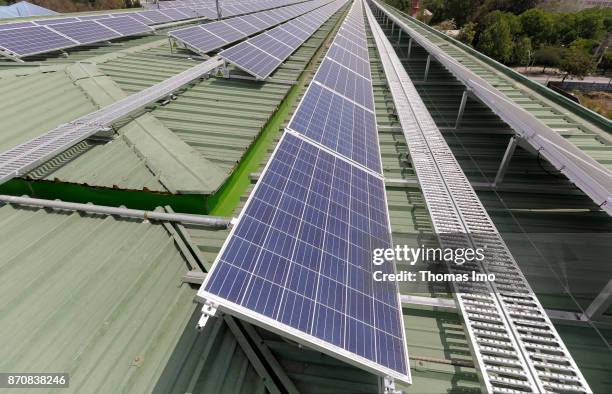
{"left": 0, "top": 201, "right": 205, "bottom": 393}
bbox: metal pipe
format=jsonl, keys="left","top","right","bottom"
{"left": 0, "top": 195, "right": 231, "bottom": 228}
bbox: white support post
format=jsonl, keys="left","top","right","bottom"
{"left": 196, "top": 302, "right": 218, "bottom": 330}
{"left": 454, "top": 90, "right": 468, "bottom": 129}
{"left": 493, "top": 136, "right": 518, "bottom": 187}
{"left": 407, "top": 38, "right": 412, "bottom": 59}
{"left": 423, "top": 55, "right": 431, "bottom": 81}
{"left": 584, "top": 279, "right": 612, "bottom": 321}
{"left": 397, "top": 29, "right": 402, "bottom": 44}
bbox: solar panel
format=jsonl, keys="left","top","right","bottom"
{"left": 138, "top": 10, "right": 173, "bottom": 24}
{"left": 125, "top": 12, "right": 155, "bottom": 25}
{"left": 199, "top": 131, "right": 409, "bottom": 381}
{"left": 204, "top": 21, "right": 244, "bottom": 42}
{"left": 221, "top": 41, "right": 278, "bottom": 78}
{"left": 78, "top": 14, "right": 111, "bottom": 20}
{"left": 0, "top": 26, "right": 76, "bottom": 57}
{"left": 230, "top": 17, "right": 262, "bottom": 35}
{"left": 289, "top": 83, "right": 381, "bottom": 173}
{"left": 34, "top": 17, "right": 80, "bottom": 25}
{"left": 49, "top": 21, "right": 120, "bottom": 44}
{"left": 0, "top": 22, "right": 35, "bottom": 30}
{"left": 327, "top": 43, "right": 371, "bottom": 78}
{"left": 96, "top": 16, "right": 153, "bottom": 36}
{"left": 313, "top": 58, "right": 374, "bottom": 110}
{"left": 220, "top": 0, "right": 347, "bottom": 79}
{"left": 159, "top": 8, "right": 190, "bottom": 20}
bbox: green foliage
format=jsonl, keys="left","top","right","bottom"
{"left": 519, "top": 9, "right": 554, "bottom": 47}
{"left": 533, "top": 46, "right": 563, "bottom": 71}
{"left": 513, "top": 36, "right": 533, "bottom": 66}
{"left": 458, "top": 22, "right": 477, "bottom": 46}
{"left": 422, "top": 0, "right": 480, "bottom": 26}
{"left": 476, "top": 11, "right": 521, "bottom": 63}
{"left": 560, "top": 45, "right": 595, "bottom": 80}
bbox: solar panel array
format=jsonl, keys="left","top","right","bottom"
{"left": 220, "top": 0, "right": 347, "bottom": 79}
{"left": 168, "top": 0, "right": 334, "bottom": 55}
{"left": 197, "top": 0, "right": 411, "bottom": 383}
{"left": 287, "top": 0, "right": 380, "bottom": 173}
{"left": 155, "top": 0, "right": 307, "bottom": 18}
{"left": 0, "top": 13, "right": 159, "bottom": 58}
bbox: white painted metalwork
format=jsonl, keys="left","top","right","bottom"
{"left": 365, "top": 4, "right": 592, "bottom": 393}
{"left": 0, "top": 57, "right": 223, "bottom": 185}
{"left": 370, "top": 0, "right": 612, "bottom": 218}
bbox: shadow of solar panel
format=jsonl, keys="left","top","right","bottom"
{"left": 289, "top": 83, "right": 381, "bottom": 173}
{"left": 0, "top": 25, "right": 76, "bottom": 56}
{"left": 198, "top": 132, "right": 408, "bottom": 381}
{"left": 49, "top": 21, "right": 120, "bottom": 44}
{"left": 97, "top": 16, "right": 153, "bottom": 36}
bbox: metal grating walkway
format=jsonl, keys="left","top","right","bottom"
{"left": 365, "top": 3, "right": 591, "bottom": 393}
{"left": 0, "top": 56, "right": 223, "bottom": 185}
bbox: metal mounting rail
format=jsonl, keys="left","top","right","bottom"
{"left": 365, "top": 4, "right": 591, "bottom": 393}
{"left": 369, "top": 0, "right": 612, "bottom": 218}
{"left": 0, "top": 56, "right": 224, "bottom": 185}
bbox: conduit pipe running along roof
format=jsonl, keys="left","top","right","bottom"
{"left": 0, "top": 56, "right": 224, "bottom": 186}
{"left": 0, "top": 195, "right": 231, "bottom": 227}
{"left": 365, "top": 2, "right": 591, "bottom": 393}
{"left": 369, "top": 0, "right": 612, "bottom": 218}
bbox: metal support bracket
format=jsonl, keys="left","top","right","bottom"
{"left": 407, "top": 38, "right": 412, "bottom": 59}
{"left": 381, "top": 376, "right": 402, "bottom": 394}
{"left": 454, "top": 90, "right": 468, "bottom": 129}
{"left": 585, "top": 278, "right": 612, "bottom": 321}
{"left": 493, "top": 136, "right": 518, "bottom": 187}
{"left": 196, "top": 301, "right": 218, "bottom": 330}
{"left": 423, "top": 55, "right": 430, "bottom": 81}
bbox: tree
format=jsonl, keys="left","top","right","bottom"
{"left": 477, "top": 11, "right": 521, "bottom": 63}
{"left": 458, "top": 22, "right": 477, "bottom": 46}
{"left": 519, "top": 9, "right": 555, "bottom": 48}
{"left": 533, "top": 46, "right": 563, "bottom": 72}
{"left": 513, "top": 36, "right": 533, "bottom": 66}
{"left": 574, "top": 8, "right": 606, "bottom": 40}
{"left": 560, "top": 45, "right": 595, "bottom": 82}
{"left": 422, "top": 0, "right": 480, "bottom": 26}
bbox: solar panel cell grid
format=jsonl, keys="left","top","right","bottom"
{"left": 288, "top": 83, "right": 381, "bottom": 173}
{"left": 250, "top": 34, "right": 293, "bottom": 60}
{"left": 0, "top": 22, "right": 35, "bottom": 30}
{"left": 128, "top": 12, "right": 156, "bottom": 25}
{"left": 239, "top": 14, "right": 269, "bottom": 29}
{"left": 34, "top": 17, "right": 80, "bottom": 25}
{"left": 199, "top": 132, "right": 407, "bottom": 378}
{"left": 328, "top": 43, "right": 371, "bottom": 78}
{"left": 204, "top": 21, "right": 244, "bottom": 42}
{"left": 221, "top": 41, "right": 278, "bottom": 78}
{"left": 275, "top": 27, "right": 304, "bottom": 47}
{"left": 49, "top": 21, "right": 120, "bottom": 44}
{"left": 97, "top": 16, "right": 152, "bottom": 36}
{"left": 230, "top": 18, "right": 261, "bottom": 36}
{"left": 314, "top": 58, "right": 374, "bottom": 110}
{"left": 159, "top": 8, "right": 190, "bottom": 20}
{"left": 138, "top": 10, "right": 173, "bottom": 24}
{"left": 0, "top": 26, "right": 76, "bottom": 56}
{"left": 280, "top": 24, "right": 310, "bottom": 40}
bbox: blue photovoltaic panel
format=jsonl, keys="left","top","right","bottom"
{"left": 0, "top": 22, "right": 36, "bottom": 30}
{"left": 204, "top": 21, "right": 244, "bottom": 42}
{"left": 289, "top": 83, "right": 381, "bottom": 173}
{"left": 34, "top": 17, "right": 80, "bottom": 25}
{"left": 314, "top": 58, "right": 374, "bottom": 110}
{"left": 275, "top": 27, "right": 303, "bottom": 47}
{"left": 221, "top": 41, "right": 278, "bottom": 78}
{"left": 231, "top": 17, "right": 261, "bottom": 35}
{"left": 49, "top": 21, "right": 120, "bottom": 44}
{"left": 280, "top": 23, "right": 310, "bottom": 40}
{"left": 125, "top": 12, "right": 155, "bottom": 25}
{"left": 239, "top": 14, "right": 269, "bottom": 29}
{"left": 138, "top": 10, "right": 173, "bottom": 24}
{"left": 0, "top": 26, "right": 75, "bottom": 57}
{"left": 333, "top": 34, "right": 369, "bottom": 60}
{"left": 169, "top": 26, "right": 227, "bottom": 53}
{"left": 250, "top": 33, "right": 293, "bottom": 60}
{"left": 97, "top": 16, "right": 153, "bottom": 36}
{"left": 327, "top": 43, "right": 371, "bottom": 78}
{"left": 159, "top": 8, "right": 190, "bottom": 20}
{"left": 199, "top": 132, "right": 408, "bottom": 380}
{"left": 78, "top": 14, "right": 111, "bottom": 20}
